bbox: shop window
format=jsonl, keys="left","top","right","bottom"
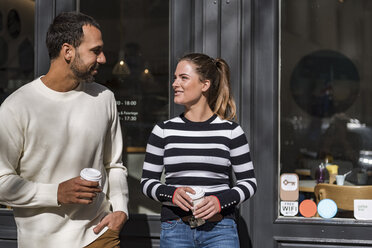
{"left": 79, "top": 0, "right": 169, "bottom": 215}
{"left": 280, "top": 0, "right": 372, "bottom": 219}
{"left": 0, "top": 0, "right": 35, "bottom": 209}
{"left": 0, "top": 0, "right": 34, "bottom": 105}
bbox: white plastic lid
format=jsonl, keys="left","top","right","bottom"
{"left": 186, "top": 187, "right": 205, "bottom": 200}
{"left": 80, "top": 168, "right": 102, "bottom": 182}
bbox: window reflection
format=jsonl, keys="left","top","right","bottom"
{"left": 0, "top": 0, "right": 34, "bottom": 104}
{"left": 80, "top": 0, "right": 169, "bottom": 215}
{"left": 290, "top": 50, "right": 360, "bottom": 118}
{"left": 280, "top": 0, "right": 372, "bottom": 219}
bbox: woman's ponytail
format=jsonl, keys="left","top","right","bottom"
{"left": 213, "top": 59, "right": 236, "bottom": 120}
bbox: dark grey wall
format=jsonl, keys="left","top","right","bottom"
{"left": 170, "top": 0, "right": 253, "bottom": 127}
{"left": 249, "top": 0, "right": 277, "bottom": 246}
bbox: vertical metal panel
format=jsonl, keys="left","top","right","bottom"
{"left": 56, "top": 0, "right": 76, "bottom": 14}
{"left": 35, "top": 0, "right": 55, "bottom": 77}
{"left": 203, "top": 0, "right": 219, "bottom": 58}
{"left": 169, "top": 0, "right": 194, "bottom": 117}
{"left": 250, "top": 0, "right": 278, "bottom": 247}
{"left": 238, "top": 0, "right": 254, "bottom": 247}
{"left": 220, "top": 0, "right": 241, "bottom": 119}
{"left": 240, "top": 0, "right": 252, "bottom": 138}
{"left": 193, "top": 0, "right": 204, "bottom": 52}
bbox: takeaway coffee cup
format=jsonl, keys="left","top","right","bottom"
{"left": 80, "top": 168, "right": 102, "bottom": 186}
{"left": 186, "top": 187, "right": 205, "bottom": 209}
{"left": 186, "top": 187, "right": 206, "bottom": 227}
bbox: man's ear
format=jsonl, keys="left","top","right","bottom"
{"left": 201, "top": 79, "right": 211, "bottom": 92}
{"left": 61, "top": 43, "right": 74, "bottom": 63}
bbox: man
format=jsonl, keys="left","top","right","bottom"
{"left": 0, "top": 12, "right": 128, "bottom": 248}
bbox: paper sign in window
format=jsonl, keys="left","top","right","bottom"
{"left": 354, "top": 200, "right": 372, "bottom": 220}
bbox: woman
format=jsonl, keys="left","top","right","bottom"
{"left": 141, "top": 53, "right": 257, "bottom": 247}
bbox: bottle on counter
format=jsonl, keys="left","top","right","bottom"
{"left": 315, "top": 162, "right": 326, "bottom": 184}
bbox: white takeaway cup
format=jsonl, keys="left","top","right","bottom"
{"left": 80, "top": 168, "right": 102, "bottom": 186}
{"left": 186, "top": 187, "right": 206, "bottom": 227}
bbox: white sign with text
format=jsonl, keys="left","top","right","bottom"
{"left": 354, "top": 200, "right": 372, "bottom": 220}
{"left": 280, "top": 201, "right": 298, "bottom": 216}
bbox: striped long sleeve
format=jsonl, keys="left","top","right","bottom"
{"left": 141, "top": 114, "right": 257, "bottom": 212}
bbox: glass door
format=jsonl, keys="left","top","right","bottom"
{"left": 79, "top": 0, "right": 169, "bottom": 216}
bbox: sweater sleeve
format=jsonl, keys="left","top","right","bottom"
{"left": 141, "top": 124, "right": 177, "bottom": 203}
{"left": 213, "top": 125, "right": 257, "bottom": 211}
{"left": 0, "top": 104, "right": 59, "bottom": 208}
{"left": 104, "top": 95, "right": 129, "bottom": 216}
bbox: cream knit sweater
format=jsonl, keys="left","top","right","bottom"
{"left": 0, "top": 77, "right": 129, "bottom": 248}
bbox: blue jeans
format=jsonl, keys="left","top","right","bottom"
{"left": 160, "top": 218, "right": 239, "bottom": 248}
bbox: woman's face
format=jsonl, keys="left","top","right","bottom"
{"left": 172, "top": 60, "right": 209, "bottom": 107}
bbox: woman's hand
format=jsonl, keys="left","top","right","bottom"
{"left": 193, "top": 195, "right": 221, "bottom": 220}
{"left": 172, "top": 187, "right": 195, "bottom": 211}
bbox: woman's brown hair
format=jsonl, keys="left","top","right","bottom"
{"left": 180, "top": 53, "right": 237, "bottom": 120}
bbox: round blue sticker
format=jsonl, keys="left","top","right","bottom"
{"left": 317, "top": 199, "right": 338, "bottom": 218}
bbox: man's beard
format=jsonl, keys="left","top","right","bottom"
{"left": 71, "top": 53, "right": 98, "bottom": 83}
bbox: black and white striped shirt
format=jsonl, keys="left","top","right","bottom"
{"left": 141, "top": 114, "right": 257, "bottom": 220}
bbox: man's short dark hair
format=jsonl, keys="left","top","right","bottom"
{"left": 46, "top": 12, "right": 100, "bottom": 60}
